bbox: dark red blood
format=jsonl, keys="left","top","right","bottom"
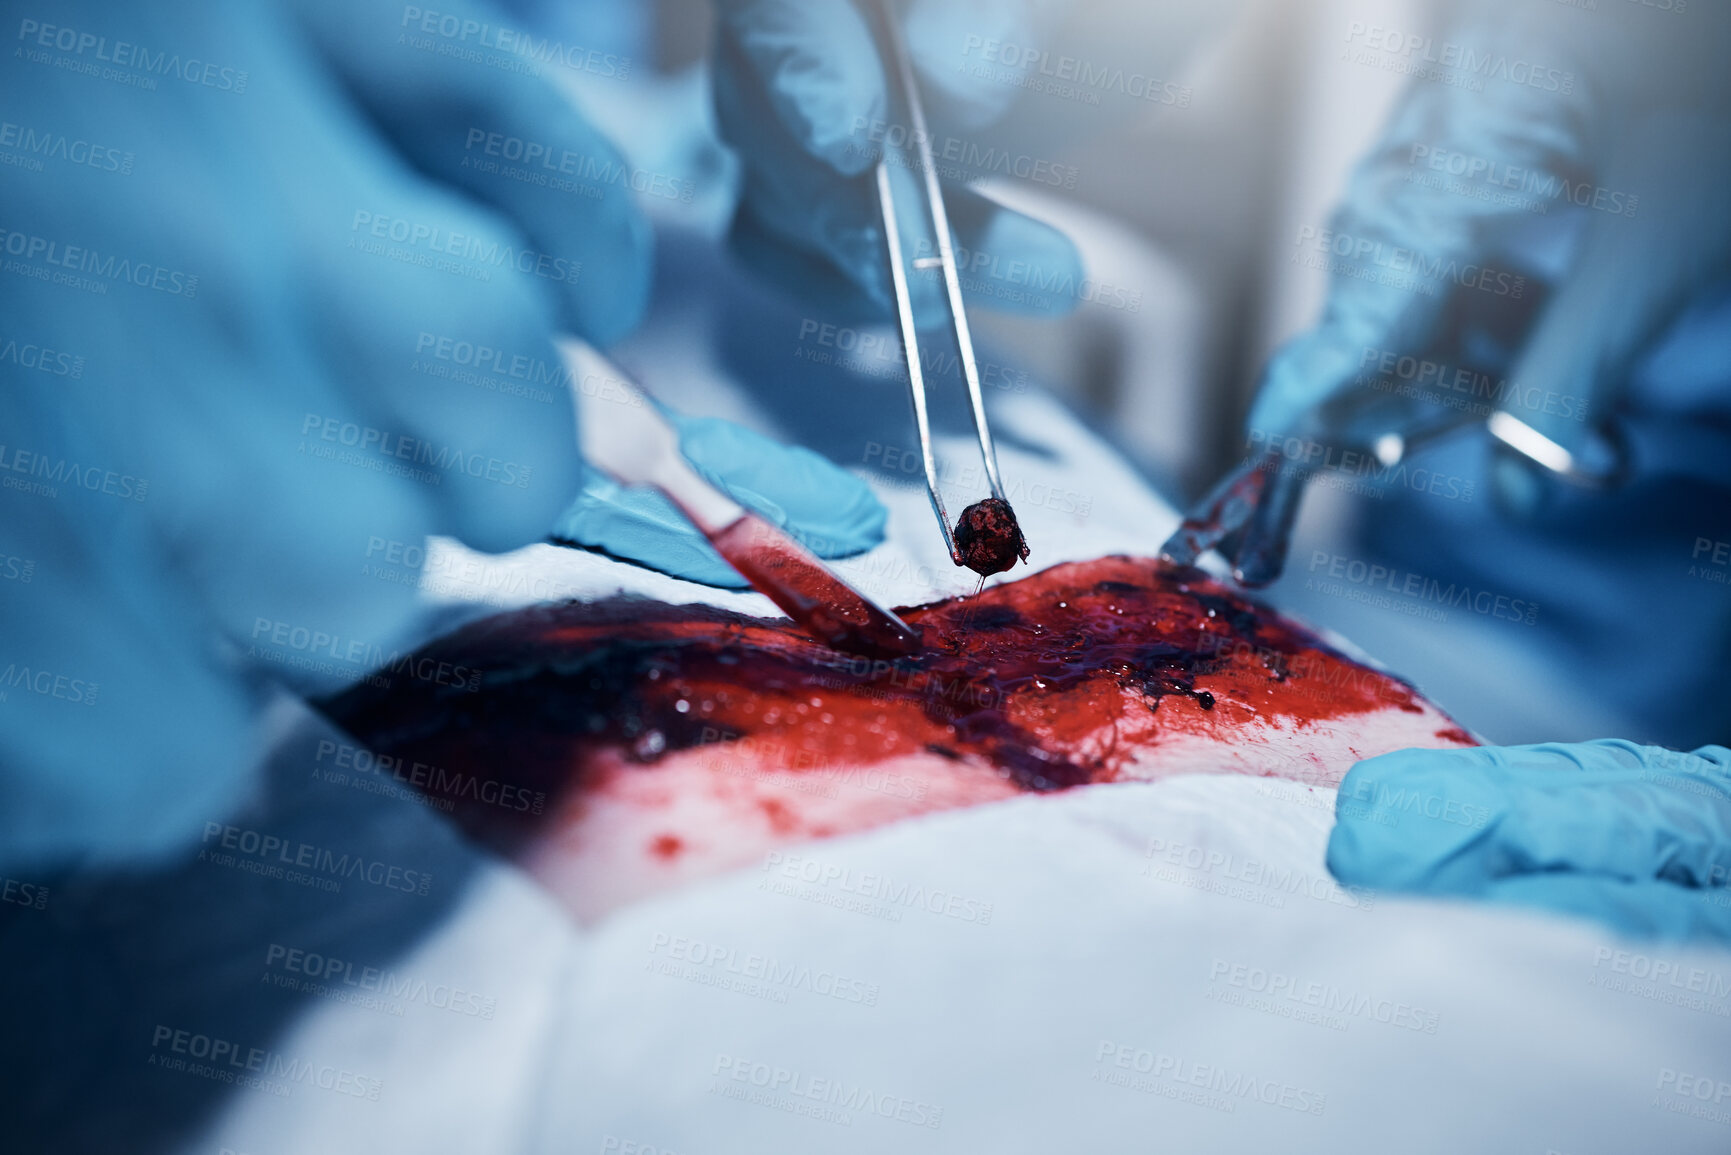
{"left": 1434, "top": 726, "right": 1475, "bottom": 744}
{"left": 649, "top": 834, "right": 683, "bottom": 860}
{"left": 953, "top": 498, "right": 1029, "bottom": 576}
{"left": 706, "top": 514, "right": 921, "bottom": 658}
{"left": 324, "top": 557, "right": 1474, "bottom": 861}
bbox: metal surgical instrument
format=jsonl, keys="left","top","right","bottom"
{"left": 869, "top": 1, "right": 1015, "bottom": 568}
{"left": 562, "top": 339, "right": 922, "bottom": 658}
{"left": 1159, "top": 412, "right": 1635, "bottom": 586}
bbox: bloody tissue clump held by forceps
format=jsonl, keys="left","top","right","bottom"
{"left": 954, "top": 498, "right": 1030, "bottom": 577}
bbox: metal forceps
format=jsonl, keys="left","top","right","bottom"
{"left": 868, "top": 1, "right": 1020, "bottom": 569}
{"left": 1159, "top": 412, "right": 1632, "bottom": 587}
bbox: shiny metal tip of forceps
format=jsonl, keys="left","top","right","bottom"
{"left": 1158, "top": 411, "right": 1633, "bottom": 585}
{"left": 1486, "top": 411, "right": 1630, "bottom": 489}
{"left": 870, "top": 2, "right": 1009, "bottom": 568}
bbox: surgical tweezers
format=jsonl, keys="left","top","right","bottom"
{"left": 870, "top": 3, "right": 1010, "bottom": 568}
{"left": 1158, "top": 412, "right": 1632, "bottom": 587}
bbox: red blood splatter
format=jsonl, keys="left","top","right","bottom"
{"left": 1435, "top": 726, "right": 1475, "bottom": 744}
{"left": 649, "top": 834, "right": 683, "bottom": 860}
{"left": 706, "top": 514, "right": 920, "bottom": 658}
{"left": 326, "top": 557, "right": 1475, "bottom": 863}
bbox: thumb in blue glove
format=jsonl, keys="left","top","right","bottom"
{"left": 710, "top": 0, "right": 1084, "bottom": 323}
{"left": 1329, "top": 740, "right": 1731, "bottom": 942}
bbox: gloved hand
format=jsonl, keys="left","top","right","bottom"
{"left": 1329, "top": 740, "right": 1731, "bottom": 942}
{"left": 1226, "top": 0, "right": 1731, "bottom": 583}
{"left": 710, "top": 0, "right": 1088, "bottom": 322}
{"left": 0, "top": 0, "right": 880, "bottom": 872}
{"left": 554, "top": 408, "right": 886, "bottom": 588}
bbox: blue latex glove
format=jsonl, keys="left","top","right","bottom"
{"left": 0, "top": 0, "right": 878, "bottom": 873}
{"left": 710, "top": 0, "right": 1087, "bottom": 322}
{"left": 554, "top": 408, "right": 887, "bottom": 588}
{"left": 1329, "top": 740, "right": 1731, "bottom": 942}
{"left": 1228, "top": 1, "right": 1731, "bottom": 582}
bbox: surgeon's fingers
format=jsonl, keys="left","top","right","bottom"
{"left": 1248, "top": 24, "right": 1597, "bottom": 449}
{"left": 1491, "top": 113, "right": 1731, "bottom": 514}
{"left": 943, "top": 185, "right": 1083, "bottom": 316}
{"left": 903, "top": 0, "right": 1039, "bottom": 128}
{"left": 714, "top": 0, "right": 1043, "bottom": 167}
{"left": 1328, "top": 742, "right": 1731, "bottom": 895}
{"left": 713, "top": 0, "right": 913, "bottom": 317}
{"left": 730, "top": 161, "right": 1081, "bottom": 321}
{"left": 314, "top": 173, "right": 585, "bottom": 556}
{"left": 1247, "top": 320, "right": 1442, "bottom": 452}
{"left": 554, "top": 412, "right": 888, "bottom": 588}
{"left": 0, "top": 34, "right": 467, "bottom": 699}
{"left": 0, "top": 482, "right": 260, "bottom": 871}
{"left": 298, "top": 0, "right": 651, "bottom": 345}
{"left": 715, "top": 0, "right": 1080, "bottom": 320}
{"left": 714, "top": 0, "right": 889, "bottom": 178}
